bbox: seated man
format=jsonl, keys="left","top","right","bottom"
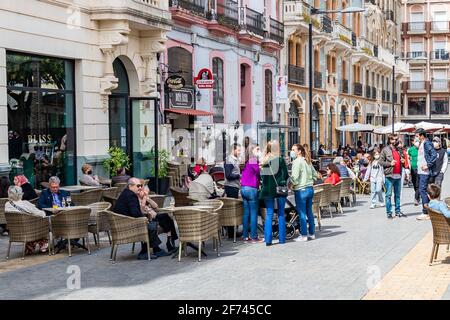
{"left": 426, "top": 184, "right": 450, "bottom": 218}
{"left": 137, "top": 186, "right": 178, "bottom": 253}
{"left": 37, "top": 176, "right": 71, "bottom": 209}
{"left": 113, "top": 178, "right": 170, "bottom": 260}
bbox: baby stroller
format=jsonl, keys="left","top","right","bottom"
{"left": 257, "top": 193, "right": 300, "bottom": 240}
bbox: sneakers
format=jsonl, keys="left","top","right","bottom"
{"left": 396, "top": 212, "right": 407, "bottom": 218}
{"left": 153, "top": 249, "right": 171, "bottom": 257}
{"left": 294, "top": 236, "right": 308, "bottom": 242}
{"left": 414, "top": 199, "right": 420, "bottom": 206}
{"left": 251, "top": 237, "right": 264, "bottom": 243}
{"left": 308, "top": 234, "right": 316, "bottom": 240}
{"left": 416, "top": 213, "right": 430, "bottom": 221}
{"left": 379, "top": 203, "right": 385, "bottom": 208}
{"left": 242, "top": 237, "right": 250, "bottom": 242}
{"left": 370, "top": 204, "right": 376, "bottom": 209}
{"left": 137, "top": 252, "right": 158, "bottom": 260}
{"left": 387, "top": 214, "right": 393, "bottom": 219}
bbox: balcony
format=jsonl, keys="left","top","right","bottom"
{"left": 340, "top": 79, "right": 349, "bottom": 94}
{"left": 431, "top": 79, "right": 449, "bottom": 91}
{"left": 365, "top": 85, "right": 371, "bottom": 98}
{"left": 431, "top": 21, "right": 449, "bottom": 33}
{"left": 408, "top": 21, "right": 426, "bottom": 34}
{"left": 365, "top": 0, "right": 376, "bottom": 5}
{"left": 385, "top": 10, "right": 395, "bottom": 23}
{"left": 284, "top": 0, "right": 309, "bottom": 24}
{"left": 382, "top": 90, "right": 390, "bottom": 102}
{"left": 357, "top": 38, "right": 376, "bottom": 58}
{"left": 371, "top": 87, "right": 377, "bottom": 99}
{"left": 212, "top": 1, "right": 240, "bottom": 29}
{"left": 322, "top": 15, "right": 332, "bottom": 33}
{"left": 268, "top": 18, "right": 284, "bottom": 44}
{"left": 169, "top": 0, "right": 206, "bottom": 16}
{"left": 239, "top": 6, "right": 265, "bottom": 37}
{"left": 332, "top": 21, "right": 353, "bottom": 49}
{"left": 314, "top": 71, "right": 322, "bottom": 89}
{"left": 404, "top": 51, "right": 427, "bottom": 64}
{"left": 407, "top": 81, "right": 427, "bottom": 91}
{"left": 288, "top": 65, "right": 305, "bottom": 86}
{"left": 430, "top": 50, "right": 450, "bottom": 62}
{"left": 353, "top": 82, "right": 362, "bottom": 96}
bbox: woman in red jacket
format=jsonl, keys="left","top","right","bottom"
{"left": 324, "top": 163, "right": 342, "bottom": 185}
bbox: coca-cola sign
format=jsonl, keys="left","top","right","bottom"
{"left": 165, "top": 75, "right": 185, "bottom": 90}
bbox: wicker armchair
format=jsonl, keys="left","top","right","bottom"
{"left": 50, "top": 208, "right": 91, "bottom": 257}
{"left": 105, "top": 210, "right": 150, "bottom": 262}
{"left": 217, "top": 197, "right": 244, "bottom": 243}
{"left": 312, "top": 188, "right": 323, "bottom": 230}
{"left": 314, "top": 183, "right": 334, "bottom": 218}
{"left": 328, "top": 182, "right": 343, "bottom": 214}
{"left": 172, "top": 207, "right": 220, "bottom": 262}
{"left": 426, "top": 206, "right": 450, "bottom": 265}
{"left": 87, "top": 202, "right": 112, "bottom": 249}
{"left": 170, "top": 187, "right": 191, "bottom": 207}
{"left": 193, "top": 199, "right": 224, "bottom": 212}
{"left": 69, "top": 188, "right": 103, "bottom": 206}
{"left": 114, "top": 183, "right": 128, "bottom": 195}
{"left": 4, "top": 211, "right": 51, "bottom": 259}
{"left": 0, "top": 198, "right": 8, "bottom": 225}
{"left": 148, "top": 195, "right": 166, "bottom": 208}
{"left": 29, "top": 198, "right": 39, "bottom": 206}
{"left": 339, "top": 178, "right": 354, "bottom": 207}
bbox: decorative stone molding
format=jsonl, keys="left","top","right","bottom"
{"left": 140, "top": 30, "right": 167, "bottom": 97}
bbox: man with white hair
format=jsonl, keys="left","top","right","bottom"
{"left": 37, "top": 176, "right": 71, "bottom": 209}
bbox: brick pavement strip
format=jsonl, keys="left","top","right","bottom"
{"left": 363, "top": 231, "right": 450, "bottom": 300}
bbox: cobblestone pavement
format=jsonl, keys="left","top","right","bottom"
{"left": 0, "top": 171, "right": 448, "bottom": 300}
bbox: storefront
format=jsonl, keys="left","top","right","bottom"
{"left": 6, "top": 51, "right": 76, "bottom": 188}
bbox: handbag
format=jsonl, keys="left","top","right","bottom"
{"left": 268, "top": 160, "right": 288, "bottom": 197}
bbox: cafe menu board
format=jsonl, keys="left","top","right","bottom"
{"left": 319, "top": 156, "right": 335, "bottom": 172}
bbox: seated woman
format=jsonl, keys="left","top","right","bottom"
{"left": 79, "top": 164, "right": 100, "bottom": 186}
{"left": 13, "top": 175, "right": 37, "bottom": 201}
{"left": 137, "top": 186, "right": 178, "bottom": 253}
{"left": 324, "top": 163, "right": 342, "bottom": 185}
{"left": 5, "top": 186, "right": 49, "bottom": 254}
{"left": 192, "top": 157, "right": 208, "bottom": 179}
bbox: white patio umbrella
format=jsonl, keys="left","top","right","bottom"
{"left": 412, "top": 121, "right": 445, "bottom": 133}
{"left": 335, "top": 123, "right": 375, "bottom": 132}
{"left": 373, "top": 122, "right": 414, "bottom": 134}
{"left": 433, "top": 124, "right": 450, "bottom": 134}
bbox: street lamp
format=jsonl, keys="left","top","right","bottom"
{"left": 308, "top": 6, "right": 365, "bottom": 155}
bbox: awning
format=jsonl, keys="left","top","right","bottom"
{"left": 165, "top": 108, "right": 213, "bottom": 116}
{"left": 373, "top": 122, "right": 415, "bottom": 134}
{"left": 335, "top": 123, "right": 375, "bottom": 132}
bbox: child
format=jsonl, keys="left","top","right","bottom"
{"left": 427, "top": 184, "right": 450, "bottom": 218}
{"left": 363, "top": 151, "right": 385, "bottom": 209}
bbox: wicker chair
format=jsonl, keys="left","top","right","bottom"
{"left": 4, "top": 211, "right": 51, "bottom": 259}
{"left": 34, "top": 189, "right": 42, "bottom": 197}
{"left": 0, "top": 198, "right": 8, "bottom": 225}
{"left": 193, "top": 199, "right": 224, "bottom": 212}
{"left": 105, "top": 210, "right": 150, "bottom": 262}
{"left": 114, "top": 183, "right": 128, "bottom": 195}
{"left": 217, "top": 197, "right": 244, "bottom": 243}
{"left": 445, "top": 197, "right": 450, "bottom": 208}
{"left": 148, "top": 195, "right": 166, "bottom": 208}
{"left": 172, "top": 207, "right": 220, "bottom": 262}
{"left": 41, "top": 182, "right": 50, "bottom": 189}
{"left": 69, "top": 188, "right": 103, "bottom": 206}
{"left": 170, "top": 187, "right": 191, "bottom": 207}
{"left": 87, "top": 202, "right": 112, "bottom": 249}
{"left": 339, "top": 178, "right": 354, "bottom": 207}
{"left": 314, "top": 183, "right": 334, "bottom": 218}
{"left": 328, "top": 182, "right": 343, "bottom": 215}
{"left": 29, "top": 198, "right": 39, "bottom": 206}
{"left": 426, "top": 206, "right": 450, "bottom": 265}
{"left": 312, "top": 188, "right": 323, "bottom": 230}
{"left": 51, "top": 208, "right": 91, "bottom": 257}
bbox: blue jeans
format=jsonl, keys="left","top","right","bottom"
{"left": 370, "top": 181, "right": 384, "bottom": 206}
{"left": 241, "top": 186, "right": 259, "bottom": 239}
{"left": 385, "top": 177, "right": 401, "bottom": 215}
{"left": 264, "top": 197, "right": 286, "bottom": 244}
{"left": 418, "top": 174, "right": 430, "bottom": 214}
{"left": 294, "top": 187, "right": 315, "bottom": 237}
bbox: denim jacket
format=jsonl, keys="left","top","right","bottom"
{"left": 423, "top": 140, "right": 438, "bottom": 176}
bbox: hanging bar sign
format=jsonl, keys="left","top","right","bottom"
{"left": 194, "top": 68, "right": 214, "bottom": 89}
{"left": 165, "top": 75, "right": 185, "bottom": 90}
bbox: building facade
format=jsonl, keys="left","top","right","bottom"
{"left": 162, "top": 0, "right": 283, "bottom": 163}
{"left": 0, "top": 0, "right": 171, "bottom": 186}
{"left": 401, "top": 0, "right": 450, "bottom": 125}
{"left": 281, "top": 0, "right": 408, "bottom": 153}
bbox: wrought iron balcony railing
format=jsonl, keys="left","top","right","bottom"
{"left": 240, "top": 6, "right": 265, "bottom": 37}
{"left": 353, "top": 82, "right": 362, "bottom": 96}
{"left": 340, "top": 79, "right": 349, "bottom": 93}
{"left": 288, "top": 64, "right": 305, "bottom": 86}
{"left": 314, "top": 71, "right": 322, "bottom": 89}
{"left": 170, "top": 0, "right": 206, "bottom": 16}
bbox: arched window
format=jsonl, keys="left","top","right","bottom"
{"left": 168, "top": 47, "right": 193, "bottom": 87}
{"left": 212, "top": 57, "right": 224, "bottom": 123}
{"left": 312, "top": 103, "right": 320, "bottom": 152}
{"left": 265, "top": 69, "right": 273, "bottom": 122}
{"left": 288, "top": 101, "right": 300, "bottom": 147}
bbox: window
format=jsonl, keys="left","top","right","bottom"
{"left": 240, "top": 64, "right": 246, "bottom": 87}
{"left": 433, "top": 11, "right": 447, "bottom": 30}
{"left": 340, "top": 107, "right": 347, "bottom": 145}
{"left": 6, "top": 51, "right": 76, "bottom": 188}
{"left": 431, "top": 97, "right": 449, "bottom": 115}
{"left": 212, "top": 57, "right": 224, "bottom": 123}
{"left": 265, "top": 70, "right": 273, "bottom": 122}
{"left": 410, "top": 12, "right": 424, "bottom": 31}
{"left": 410, "top": 41, "right": 424, "bottom": 57}
{"left": 312, "top": 104, "right": 320, "bottom": 152}
{"left": 288, "top": 102, "right": 299, "bottom": 147}
{"left": 408, "top": 97, "right": 426, "bottom": 115}
{"left": 410, "top": 70, "right": 424, "bottom": 90}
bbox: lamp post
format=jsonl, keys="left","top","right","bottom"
{"left": 309, "top": 6, "right": 365, "bottom": 155}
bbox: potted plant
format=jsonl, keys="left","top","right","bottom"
{"left": 147, "top": 149, "right": 170, "bottom": 195}
{"left": 103, "top": 147, "right": 131, "bottom": 183}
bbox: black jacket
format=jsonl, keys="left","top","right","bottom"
{"left": 113, "top": 188, "right": 143, "bottom": 218}
{"left": 37, "top": 189, "right": 71, "bottom": 209}
{"left": 21, "top": 183, "right": 37, "bottom": 201}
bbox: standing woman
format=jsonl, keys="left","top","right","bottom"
{"left": 259, "top": 141, "right": 289, "bottom": 246}
{"left": 363, "top": 150, "right": 385, "bottom": 209}
{"left": 290, "top": 144, "right": 319, "bottom": 242}
{"left": 240, "top": 145, "right": 262, "bottom": 242}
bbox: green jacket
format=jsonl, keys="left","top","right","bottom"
{"left": 259, "top": 156, "right": 288, "bottom": 199}
{"left": 407, "top": 146, "right": 418, "bottom": 170}
{"left": 290, "top": 157, "right": 317, "bottom": 190}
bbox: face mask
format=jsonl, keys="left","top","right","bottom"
{"left": 290, "top": 150, "right": 297, "bottom": 160}
{"left": 414, "top": 138, "right": 420, "bottom": 144}
{"left": 414, "top": 141, "right": 420, "bottom": 148}
{"left": 433, "top": 142, "right": 439, "bottom": 149}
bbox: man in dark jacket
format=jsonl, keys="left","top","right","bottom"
{"left": 415, "top": 129, "right": 437, "bottom": 220}
{"left": 37, "top": 176, "right": 71, "bottom": 209}
{"left": 379, "top": 134, "right": 406, "bottom": 219}
{"left": 113, "top": 177, "right": 168, "bottom": 259}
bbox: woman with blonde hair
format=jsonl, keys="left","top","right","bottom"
{"left": 259, "top": 140, "right": 289, "bottom": 246}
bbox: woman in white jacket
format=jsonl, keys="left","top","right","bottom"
{"left": 363, "top": 150, "right": 385, "bottom": 209}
